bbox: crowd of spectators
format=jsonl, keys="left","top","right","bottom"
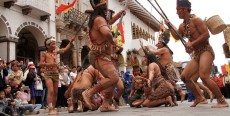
{"left": 0, "top": 58, "right": 80, "bottom": 116}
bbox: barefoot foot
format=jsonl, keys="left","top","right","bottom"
{"left": 190, "top": 98, "right": 204, "bottom": 107}
{"left": 166, "top": 96, "right": 175, "bottom": 107}
{"left": 211, "top": 96, "right": 229, "bottom": 108}
{"left": 48, "top": 109, "right": 58, "bottom": 115}
{"left": 82, "top": 90, "right": 93, "bottom": 110}
{"left": 99, "top": 105, "right": 119, "bottom": 112}
{"left": 180, "top": 92, "right": 186, "bottom": 103}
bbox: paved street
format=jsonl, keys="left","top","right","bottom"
{"left": 33, "top": 99, "right": 230, "bottom": 116}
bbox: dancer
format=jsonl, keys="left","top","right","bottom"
{"left": 146, "top": 30, "right": 185, "bottom": 104}
{"left": 128, "top": 66, "right": 147, "bottom": 107}
{"left": 64, "top": 56, "right": 104, "bottom": 112}
{"left": 142, "top": 53, "right": 175, "bottom": 107}
{"left": 40, "top": 36, "right": 75, "bottom": 114}
{"left": 166, "top": 0, "right": 228, "bottom": 107}
{"left": 82, "top": 0, "right": 125, "bottom": 112}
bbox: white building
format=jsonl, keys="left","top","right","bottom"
{"left": 0, "top": 0, "right": 160, "bottom": 71}
{"left": 0, "top": 0, "right": 56, "bottom": 64}
{"left": 109, "top": 0, "right": 160, "bottom": 72}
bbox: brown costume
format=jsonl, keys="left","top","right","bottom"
{"left": 148, "top": 75, "right": 174, "bottom": 100}
{"left": 44, "top": 71, "right": 59, "bottom": 82}
{"left": 193, "top": 42, "right": 215, "bottom": 62}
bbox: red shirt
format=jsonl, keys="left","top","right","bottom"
{"left": 217, "top": 76, "right": 224, "bottom": 88}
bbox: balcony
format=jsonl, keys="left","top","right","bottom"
{"left": 0, "top": 0, "right": 17, "bottom": 8}
{"left": 57, "top": 8, "right": 89, "bottom": 33}
{"left": 16, "top": 0, "right": 50, "bottom": 20}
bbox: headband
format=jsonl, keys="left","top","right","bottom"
{"left": 46, "top": 38, "right": 56, "bottom": 45}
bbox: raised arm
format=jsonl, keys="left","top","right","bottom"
{"left": 108, "top": 10, "right": 126, "bottom": 25}
{"left": 57, "top": 36, "right": 75, "bottom": 54}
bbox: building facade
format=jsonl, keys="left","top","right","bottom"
{"left": 0, "top": 0, "right": 160, "bottom": 71}
{"left": 0, "top": 0, "right": 55, "bottom": 64}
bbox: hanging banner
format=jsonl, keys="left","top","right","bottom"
{"left": 56, "top": 0, "right": 77, "bottom": 14}
{"left": 112, "top": 23, "right": 125, "bottom": 46}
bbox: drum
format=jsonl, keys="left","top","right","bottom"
{"left": 206, "top": 15, "right": 226, "bottom": 35}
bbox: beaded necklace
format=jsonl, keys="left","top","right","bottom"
{"left": 46, "top": 51, "right": 57, "bottom": 62}
{"left": 183, "top": 14, "right": 194, "bottom": 39}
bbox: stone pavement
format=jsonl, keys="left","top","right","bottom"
{"left": 31, "top": 99, "right": 230, "bottom": 116}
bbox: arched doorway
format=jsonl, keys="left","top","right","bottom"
{"left": 17, "top": 28, "right": 40, "bottom": 64}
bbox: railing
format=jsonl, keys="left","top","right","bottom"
{"left": 62, "top": 8, "right": 88, "bottom": 27}
{"left": 16, "top": 0, "right": 50, "bottom": 13}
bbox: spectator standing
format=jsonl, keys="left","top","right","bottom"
{"left": 0, "top": 59, "right": 8, "bottom": 91}
{"left": 223, "top": 72, "right": 230, "bottom": 98}
{"left": 24, "top": 65, "right": 43, "bottom": 104}
{"left": 8, "top": 62, "right": 23, "bottom": 93}
{"left": 69, "top": 66, "right": 77, "bottom": 84}
{"left": 217, "top": 74, "right": 225, "bottom": 96}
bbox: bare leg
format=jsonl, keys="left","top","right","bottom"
{"left": 82, "top": 58, "right": 119, "bottom": 110}
{"left": 31, "top": 97, "right": 36, "bottom": 104}
{"left": 197, "top": 82, "right": 213, "bottom": 102}
{"left": 191, "top": 73, "right": 208, "bottom": 104}
{"left": 77, "top": 101, "right": 83, "bottom": 112}
{"left": 52, "top": 80, "right": 58, "bottom": 108}
{"left": 142, "top": 96, "right": 174, "bottom": 107}
{"left": 178, "top": 91, "right": 186, "bottom": 103}
{"left": 199, "top": 51, "right": 228, "bottom": 108}
{"left": 67, "top": 98, "right": 74, "bottom": 113}
{"left": 114, "top": 78, "right": 124, "bottom": 108}
{"left": 100, "top": 86, "right": 118, "bottom": 112}
{"left": 45, "top": 78, "right": 58, "bottom": 115}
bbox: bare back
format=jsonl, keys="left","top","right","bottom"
{"left": 155, "top": 48, "right": 173, "bottom": 66}
{"left": 148, "top": 63, "right": 161, "bottom": 81}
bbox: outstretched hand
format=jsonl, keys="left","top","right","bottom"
{"left": 119, "top": 10, "right": 126, "bottom": 16}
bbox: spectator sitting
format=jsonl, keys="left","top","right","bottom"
{"left": 4, "top": 85, "right": 17, "bottom": 115}
{"left": 14, "top": 91, "right": 24, "bottom": 116}
{"left": 69, "top": 66, "right": 77, "bottom": 84}
{"left": 0, "top": 90, "right": 14, "bottom": 116}
{"left": 19, "top": 84, "right": 41, "bottom": 114}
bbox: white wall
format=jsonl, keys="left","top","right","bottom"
{"left": 109, "top": 0, "right": 156, "bottom": 61}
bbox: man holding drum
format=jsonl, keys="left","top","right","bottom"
{"left": 166, "top": 0, "right": 228, "bottom": 108}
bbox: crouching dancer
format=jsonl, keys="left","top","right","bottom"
{"left": 64, "top": 56, "right": 104, "bottom": 112}
{"left": 142, "top": 53, "right": 175, "bottom": 107}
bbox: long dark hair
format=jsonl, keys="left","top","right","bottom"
{"left": 144, "top": 49, "right": 169, "bottom": 80}
{"left": 88, "top": 4, "right": 107, "bottom": 29}
{"left": 79, "top": 55, "right": 90, "bottom": 72}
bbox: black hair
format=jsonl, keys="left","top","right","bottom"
{"left": 88, "top": 4, "right": 107, "bottom": 29}
{"left": 80, "top": 55, "right": 90, "bottom": 71}
{"left": 144, "top": 49, "right": 169, "bottom": 80}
